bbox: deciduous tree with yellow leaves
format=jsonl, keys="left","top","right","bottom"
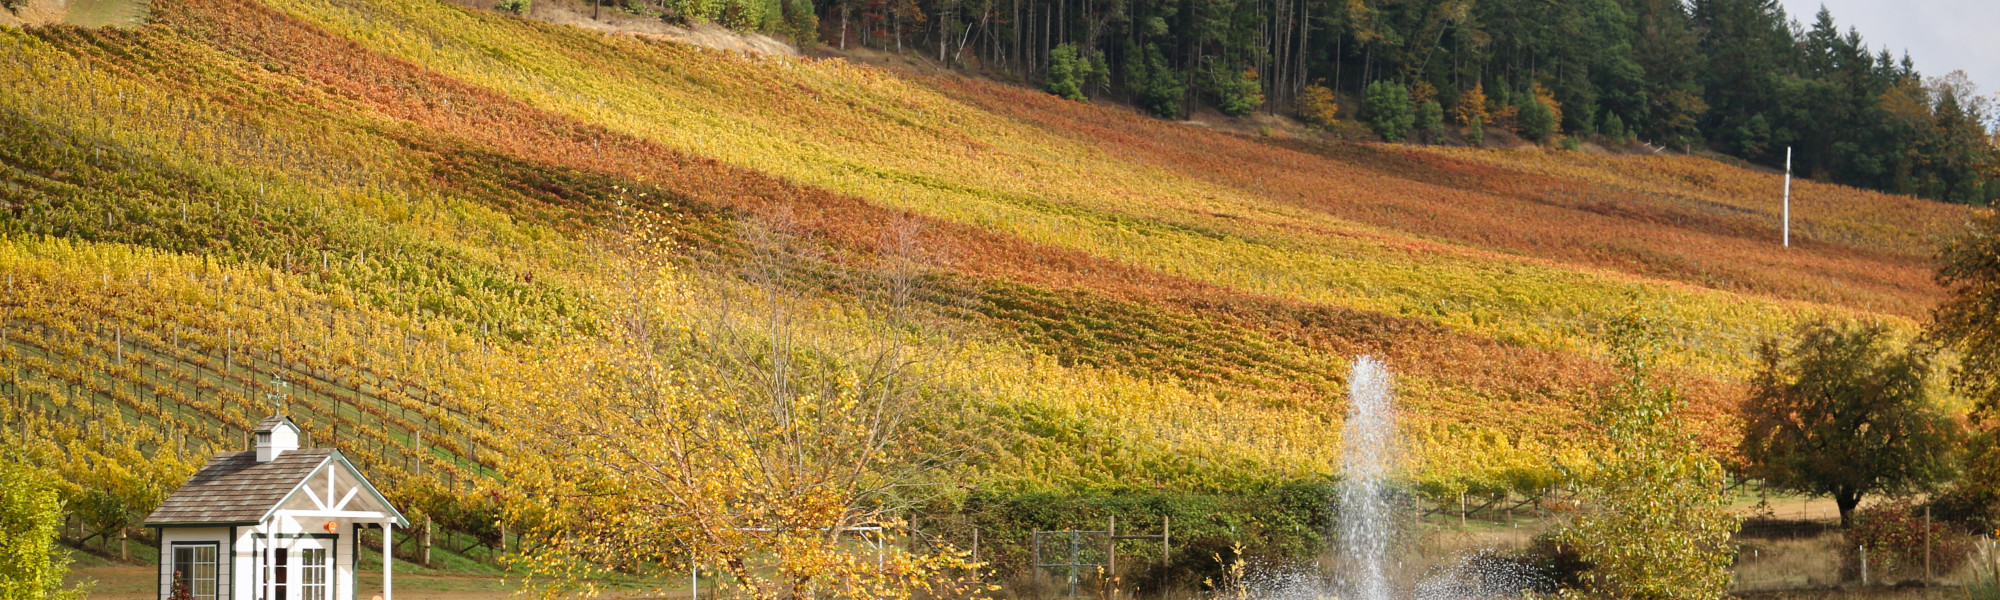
{"left": 499, "top": 210, "right": 982, "bottom": 600}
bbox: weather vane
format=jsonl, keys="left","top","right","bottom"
{"left": 266, "top": 374, "right": 290, "bottom": 415}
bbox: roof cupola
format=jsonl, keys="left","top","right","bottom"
{"left": 253, "top": 415, "right": 301, "bottom": 462}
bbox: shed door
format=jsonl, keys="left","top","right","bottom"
{"left": 264, "top": 538, "right": 334, "bottom": 600}
{"left": 299, "top": 546, "right": 330, "bottom": 600}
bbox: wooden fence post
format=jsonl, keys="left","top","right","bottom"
{"left": 1106, "top": 516, "right": 1117, "bottom": 583}
{"left": 422, "top": 518, "right": 432, "bottom": 566}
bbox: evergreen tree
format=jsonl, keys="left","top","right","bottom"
{"left": 1215, "top": 67, "right": 1264, "bottom": 118}
{"left": 1416, "top": 99, "right": 1445, "bottom": 143}
{"left": 1362, "top": 81, "right": 1414, "bottom": 142}
{"left": 1045, "top": 44, "right": 1087, "bottom": 102}
{"left": 1128, "top": 43, "right": 1184, "bottom": 119}
{"left": 1603, "top": 112, "right": 1627, "bottom": 142}
{"left": 1518, "top": 96, "right": 1556, "bottom": 143}
{"left": 826, "top": 0, "right": 1997, "bottom": 203}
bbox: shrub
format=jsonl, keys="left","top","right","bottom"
{"left": 1295, "top": 81, "right": 1338, "bottom": 128}
{"left": 1215, "top": 67, "right": 1263, "bottom": 118}
{"left": 1466, "top": 115, "right": 1484, "bottom": 146}
{"left": 1045, "top": 44, "right": 1088, "bottom": 102}
{"left": 934, "top": 482, "right": 1337, "bottom": 581}
{"left": 1846, "top": 501, "right": 1973, "bottom": 581}
{"left": 496, "top": 0, "right": 530, "bottom": 14}
{"left": 1362, "top": 81, "right": 1414, "bottom": 142}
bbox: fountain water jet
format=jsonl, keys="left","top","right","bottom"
{"left": 1239, "top": 357, "right": 1548, "bottom": 600}
{"left": 1338, "top": 356, "right": 1398, "bottom": 600}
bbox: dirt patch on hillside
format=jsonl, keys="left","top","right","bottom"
{"left": 0, "top": 0, "right": 146, "bottom": 27}
{"left": 443, "top": 0, "right": 797, "bottom": 56}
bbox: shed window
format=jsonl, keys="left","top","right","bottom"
{"left": 171, "top": 544, "right": 219, "bottom": 600}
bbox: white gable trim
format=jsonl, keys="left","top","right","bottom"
{"left": 261, "top": 452, "right": 410, "bottom": 528}
{"left": 272, "top": 510, "right": 396, "bottom": 519}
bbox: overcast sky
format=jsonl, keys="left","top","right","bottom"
{"left": 1774, "top": 0, "right": 2000, "bottom": 100}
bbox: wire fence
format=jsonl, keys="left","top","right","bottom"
{"left": 1733, "top": 522, "right": 1994, "bottom": 594}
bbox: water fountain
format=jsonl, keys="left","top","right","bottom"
{"left": 1238, "top": 356, "right": 1547, "bottom": 600}
{"left": 1337, "top": 356, "right": 1399, "bottom": 600}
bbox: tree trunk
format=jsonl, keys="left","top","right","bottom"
{"left": 1835, "top": 488, "right": 1861, "bottom": 528}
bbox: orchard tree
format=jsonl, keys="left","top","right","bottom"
{"left": 1741, "top": 320, "right": 1961, "bottom": 527}
{"left": 2, "top": 457, "right": 87, "bottom": 600}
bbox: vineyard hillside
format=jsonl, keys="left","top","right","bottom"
{"left": 0, "top": 0, "right": 1971, "bottom": 550}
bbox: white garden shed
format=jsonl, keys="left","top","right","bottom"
{"left": 144, "top": 415, "right": 410, "bottom": 600}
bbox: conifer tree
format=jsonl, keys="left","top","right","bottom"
{"left": 1362, "top": 81, "right": 1414, "bottom": 142}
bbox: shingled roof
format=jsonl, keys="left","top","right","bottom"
{"left": 254, "top": 415, "right": 296, "bottom": 432}
{"left": 144, "top": 448, "right": 338, "bottom": 525}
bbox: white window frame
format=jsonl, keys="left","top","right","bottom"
{"left": 300, "top": 548, "right": 330, "bottom": 600}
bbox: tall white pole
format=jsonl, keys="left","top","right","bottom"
{"left": 382, "top": 522, "right": 394, "bottom": 600}
{"left": 1783, "top": 146, "right": 1792, "bottom": 248}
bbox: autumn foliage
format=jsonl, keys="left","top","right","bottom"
{"left": 0, "top": 0, "right": 1976, "bottom": 582}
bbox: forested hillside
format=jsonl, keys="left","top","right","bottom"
{"left": 799, "top": 0, "right": 2000, "bottom": 205}
{"left": 0, "top": 0, "right": 1976, "bottom": 572}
